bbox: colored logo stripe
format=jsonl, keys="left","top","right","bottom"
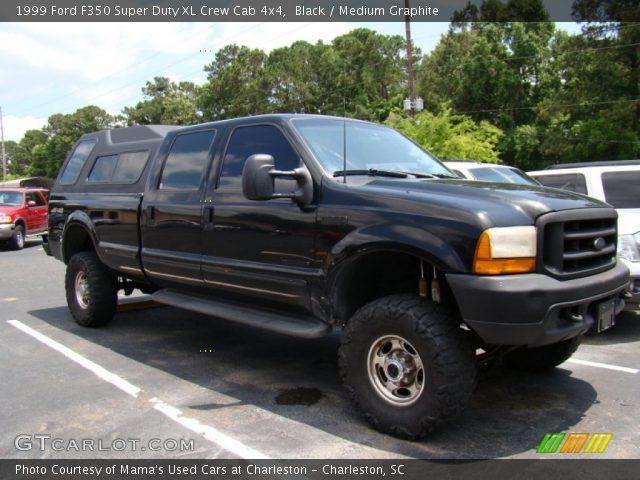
{"left": 537, "top": 433, "right": 613, "bottom": 454}
{"left": 560, "top": 433, "right": 589, "bottom": 453}
{"left": 537, "top": 433, "right": 565, "bottom": 453}
{"left": 584, "top": 433, "right": 613, "bottom": 453}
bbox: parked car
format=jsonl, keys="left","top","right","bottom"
{"left": 0, "top": 188, "right": 49, "bottom": 250}
{"left": 445, "top": 161, "right": 539, "bottom": 185}
{"left": 529, "top": 160, "right": 640, "bottom": 312}
{"left": 46, "top": 116, "right": 629, "bottom": 439}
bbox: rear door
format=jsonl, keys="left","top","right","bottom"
{"left": 140, "top": 129, "right": 217, "bottom": 288}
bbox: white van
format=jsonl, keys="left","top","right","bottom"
{"left": 529, "top": 161, "right": 640, "bottom": 312}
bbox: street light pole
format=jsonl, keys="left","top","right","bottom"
{"left": 404, "top": 0, "right": 416, "bottom": 116}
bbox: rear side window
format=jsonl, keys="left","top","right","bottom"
{"left": 59, "top": 139, "right": 97, "bottom": 185}
{"left": 159, "top": 130, "right": 216, "bottom": 190}
{"left": 533, "top": 174, "right": 587, "bottom": 194}
{"left": 87, "top": 151, "right": 149, "bottom": 184}
{"left": 602, "top": 171, "right": 640, "bottom": 208}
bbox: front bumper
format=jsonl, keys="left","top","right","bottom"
{"left": 447, "top": 262, "right": 630, "bottom": 347}
{"left": 0, "top": 223, "right": 14, "bottom": 241}
{"left": 620, "top": 258, "right": 640, "bottom": 310}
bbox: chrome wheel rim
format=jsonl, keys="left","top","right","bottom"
{"left": 16, "top": 230, "right": 24, "bottom": 248}
{"left": 75, "top": 271, "right": 90, "bottom": 309}
{"left": 367, "top": 334, "right": 425, "bottom": 406}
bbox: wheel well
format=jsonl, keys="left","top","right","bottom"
{"left": 63, "top": 225, "right": 95, "bottom": 263}
{"left": 330, "top": 250, "right": 455, "bottom": 324}
{"left": 14, "top": 218, "right": 25, "bottom": 228}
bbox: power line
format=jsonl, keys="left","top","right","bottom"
{"left": 452, "top": 98, "right": 638, "bottom": 115}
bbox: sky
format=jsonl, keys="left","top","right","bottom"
{"left": 0, "top": 21, "right": 582, "bottom": 143}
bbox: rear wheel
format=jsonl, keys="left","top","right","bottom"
{"left": 9, "top": 225, "right": 25, "bottom": 250}
{"left": 65, "top": 251, "right": 117, "bottom": 327}
{"left": 504, "top": 336, "right": 582, "bottom": 372}
{"left": 339, "top": 294, "right": 476, "bottom": 439}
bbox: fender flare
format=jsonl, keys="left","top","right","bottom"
{"left": 61, "top": 210, "right": 99, "bottom": 263}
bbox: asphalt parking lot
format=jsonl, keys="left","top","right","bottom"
{"left": 1, "top": 240, "right": 639, "bottom": 459}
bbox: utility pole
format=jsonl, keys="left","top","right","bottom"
{"left": 404, "top": 0, "right": 416, "bottom": 116}
{"left": 0, "top": 106, "right": 6, "bottom": 179}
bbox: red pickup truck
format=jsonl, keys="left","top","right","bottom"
{"left": 0, "top": 188, "right": 49, "bottom": 250}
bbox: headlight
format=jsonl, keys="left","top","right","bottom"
{"left": 473, "top": 226, "right": 537, "bottom": 274}
{"left": 618, "top": 232, "right": 640, "bottom": 262}
{"left": 0, "top": 213, "right": 12, "bottom": 224}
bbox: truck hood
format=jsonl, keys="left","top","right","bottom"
{"left": 0, "top": 205, "right": 22, "bottom": 216}
{"left": 350, "top": 178, "right": 610, "bottom": 227}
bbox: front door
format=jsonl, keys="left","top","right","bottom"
{"left": 202, "top": 124, "right": 318, "bottom": 312}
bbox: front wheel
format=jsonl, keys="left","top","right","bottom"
{"left": 339, "top": 295, "right": 476, "bottom": 439}
{"left": 65, "top": 251, "right": 117, "bottom": 327}
{"left": 504, "top": 336, "right": 582, "bottom": 372}
{"left": 9, "top": 225, "right": 25, "bottom": 250}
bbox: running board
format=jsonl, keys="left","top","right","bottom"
{"left": 152, "top": 289, "right": 331, "bottom": 339}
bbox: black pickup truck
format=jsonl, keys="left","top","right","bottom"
{"left": 46, "top": 114, "right": 629, "bottom": 439}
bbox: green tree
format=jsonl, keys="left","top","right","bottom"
{"left": 9, "top": 129, "right": 47, "bottom": 176}
{"left": 386, "top": 105, "right": 503, "bottom": 162}
{"left": 197, "top": 45, "right": 271, "bottom": 119}
{"left": 123, "top": 76, "right": 200, "bottom": 125}
{"left": 30, "top": 106, "right": 116, "bottom": 178}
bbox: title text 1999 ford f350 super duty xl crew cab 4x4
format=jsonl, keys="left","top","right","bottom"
{"left": 45, "top": 115, "right": 630, "bottom": 439}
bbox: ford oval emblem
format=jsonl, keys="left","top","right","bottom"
{"left": 593, "top": 237, "right": 606, "bottom": 251}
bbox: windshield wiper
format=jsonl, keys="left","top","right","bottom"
{"left": 431, "top": 172, "right": 460, "bottom": 179}
{"left": 333, "top": 169, "right": 409, "bottom": 178}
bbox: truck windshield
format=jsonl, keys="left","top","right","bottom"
{"left": 291, "top": 118, "right": 453, "bottom": 178}
{"left": 0, "top": 191, "right": 22, "bottom": 206}
{"left": 469, "top": 167, "right": 539, "bottom": 185}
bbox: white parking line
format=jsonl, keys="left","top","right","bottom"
{"left": 8, "top": 320, "right": 141, "bottom": 397}
{"left": 566, "top": 358, "right": 639, "bottom": 374}
{"left": 7, "top": 319, "right": 268, "bottom": 459}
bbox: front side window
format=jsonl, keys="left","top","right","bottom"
{"left": 59, "top": 139, "right": 97, "bottom": 185}
{"left": 602, "top": 171, "right": 640, "bottom": 208}
{"left": 533, "top": 174, "right": 588, "bottom": 194}
{"left": 159, "top": 130, "right": 215, "bottom": 190}
{"left": 218, "top": 125, "right": 300, "bottom": 188}
{"left": 26, "top": 192, "right": 46, "bottom": 206}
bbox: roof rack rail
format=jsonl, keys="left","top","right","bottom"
{"left": 544, "top": 159, "right": 640, "bottom": 170}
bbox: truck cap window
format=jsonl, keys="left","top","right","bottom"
{"left": 88, "top": 151, "right": 150, "bottom": 184}
{"left": 160, "top": 130, "right": 215, "bottom": 190}
{"left": 113, "top": 151, "right": 150, "bottom": 183}
{"left": 88, "top": 155, "right": 118, "bottom": 183}
{"left": 59, "top": 139, "right": 97, "bottom": 185}
{"left": 219, "top": 125, "right": 299, "bottom": 187}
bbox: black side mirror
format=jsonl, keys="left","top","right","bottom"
{"left": 242, "top": 154, "right": 313, "bottom": 205}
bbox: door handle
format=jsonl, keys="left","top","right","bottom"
{"left": 203, "top": 206, "right": 214, "bottom": 231}
{"left": 146, "top": 206, "right": 155, "bottom": 226}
